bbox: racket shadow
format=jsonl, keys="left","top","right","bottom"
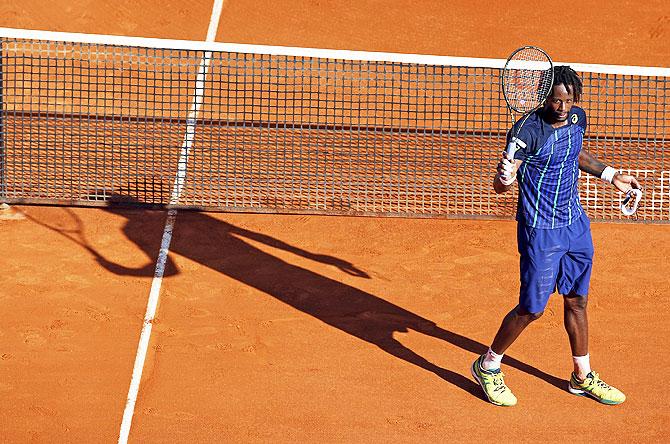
{"left": 64, "top": 197, "right": 565, "bottom": 397}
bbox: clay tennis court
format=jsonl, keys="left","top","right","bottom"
{"left": 1, "top": 1, "right": 669, "bottom": 442}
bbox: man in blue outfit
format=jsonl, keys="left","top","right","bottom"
{"left": 471, "top": 65, "right": 641, "bottom": 406}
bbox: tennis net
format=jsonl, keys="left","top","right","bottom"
{"left": 1, "top": 28, "right": 669, "bottom": 221}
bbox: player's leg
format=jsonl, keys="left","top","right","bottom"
{"left": 558, "top": 214, "right": 625, "bottom": 405}
{"left": 489, "top": 222, "right": 561, "bottom": 359}
{"left": 471, "top": 223, "right": 559, "bottom": 406}
{"left": 563, "top": 292, "right": 589, "bottom": 373}
{"left": 564, "top": 294, "right": 625, "bottom": 405}
{"left": 490, "top": 305, "right": 543, "bottom": 357}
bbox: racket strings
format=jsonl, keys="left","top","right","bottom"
{"left": 502, "top": 47, "right": 553, "bottom": 113}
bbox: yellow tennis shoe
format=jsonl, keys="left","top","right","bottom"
{"left": 471, "top": 355, "right": 518, "bottom": 406}
{"left": 568, "top": 371, "right": 626, "bottom": 405}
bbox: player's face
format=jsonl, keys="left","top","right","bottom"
{"left": 544, "top": 83, "right": 574, "bottom": 124}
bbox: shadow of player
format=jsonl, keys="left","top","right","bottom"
{"left": 28, "top": 195, "right": 567, "bottom": 398}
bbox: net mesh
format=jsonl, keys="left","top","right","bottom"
{"left": 1, "top": 32, "right": 669, "bottom": 222}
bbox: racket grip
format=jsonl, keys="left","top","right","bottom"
{"left": 505, "top": 140, "right": 517, "bottom": 160}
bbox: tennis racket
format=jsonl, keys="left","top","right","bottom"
{"left": 500, "top": 46, "right": 554, "bottom": 181}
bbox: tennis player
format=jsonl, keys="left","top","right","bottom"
{"left": 471, "top": 65, "right": 641, "bottom": 406}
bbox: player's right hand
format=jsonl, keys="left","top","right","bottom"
{"left": 497, "top": 154, "right": 516, "bottom": 185}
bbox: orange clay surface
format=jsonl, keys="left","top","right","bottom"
{"left": 1, "top": 1, "right": 669, "bottom": 442}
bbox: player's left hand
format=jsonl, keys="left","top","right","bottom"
{"left": 612, "top": 173, "right": 642, "bottom": 195}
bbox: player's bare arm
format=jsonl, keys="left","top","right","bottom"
{"left": 578, "top": 150, "right": 642, "bottom": 193}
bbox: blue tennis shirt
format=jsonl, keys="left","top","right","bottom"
{"left": 510, "top": 106, "right": 587, "bottom": 229}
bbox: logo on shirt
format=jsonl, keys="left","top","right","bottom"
{"left": 571, "top": 113, "right": 579, "bottom": 124}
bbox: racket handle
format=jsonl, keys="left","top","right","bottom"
{"left": 500, "top": 140, "right": 517, "bottom": 183}
{"left": 506, "top": 137, "right": 527, "bottom": 161}
{"left": 505, "top": 139, "right": 517, "bottom": 160}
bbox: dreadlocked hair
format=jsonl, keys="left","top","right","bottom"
{"left": 552, "top": 65, "right": 583, "bottom": 102}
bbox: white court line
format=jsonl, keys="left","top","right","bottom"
{"left": 117, "top": 1, "right": 225, "bottom": 443}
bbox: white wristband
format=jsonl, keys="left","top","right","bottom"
{"left": 600, "top": 166, "right": 617, "bottom": 184}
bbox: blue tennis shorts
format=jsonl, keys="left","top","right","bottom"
{"left": 517, "top": 213, "right": 594, "bottom": 313}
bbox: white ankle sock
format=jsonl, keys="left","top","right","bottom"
{"left": 572, "top": 354, "right": 591, "bottom": 378}
{"left": 482, "top": 347, "right": 503, "bottom": 371}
